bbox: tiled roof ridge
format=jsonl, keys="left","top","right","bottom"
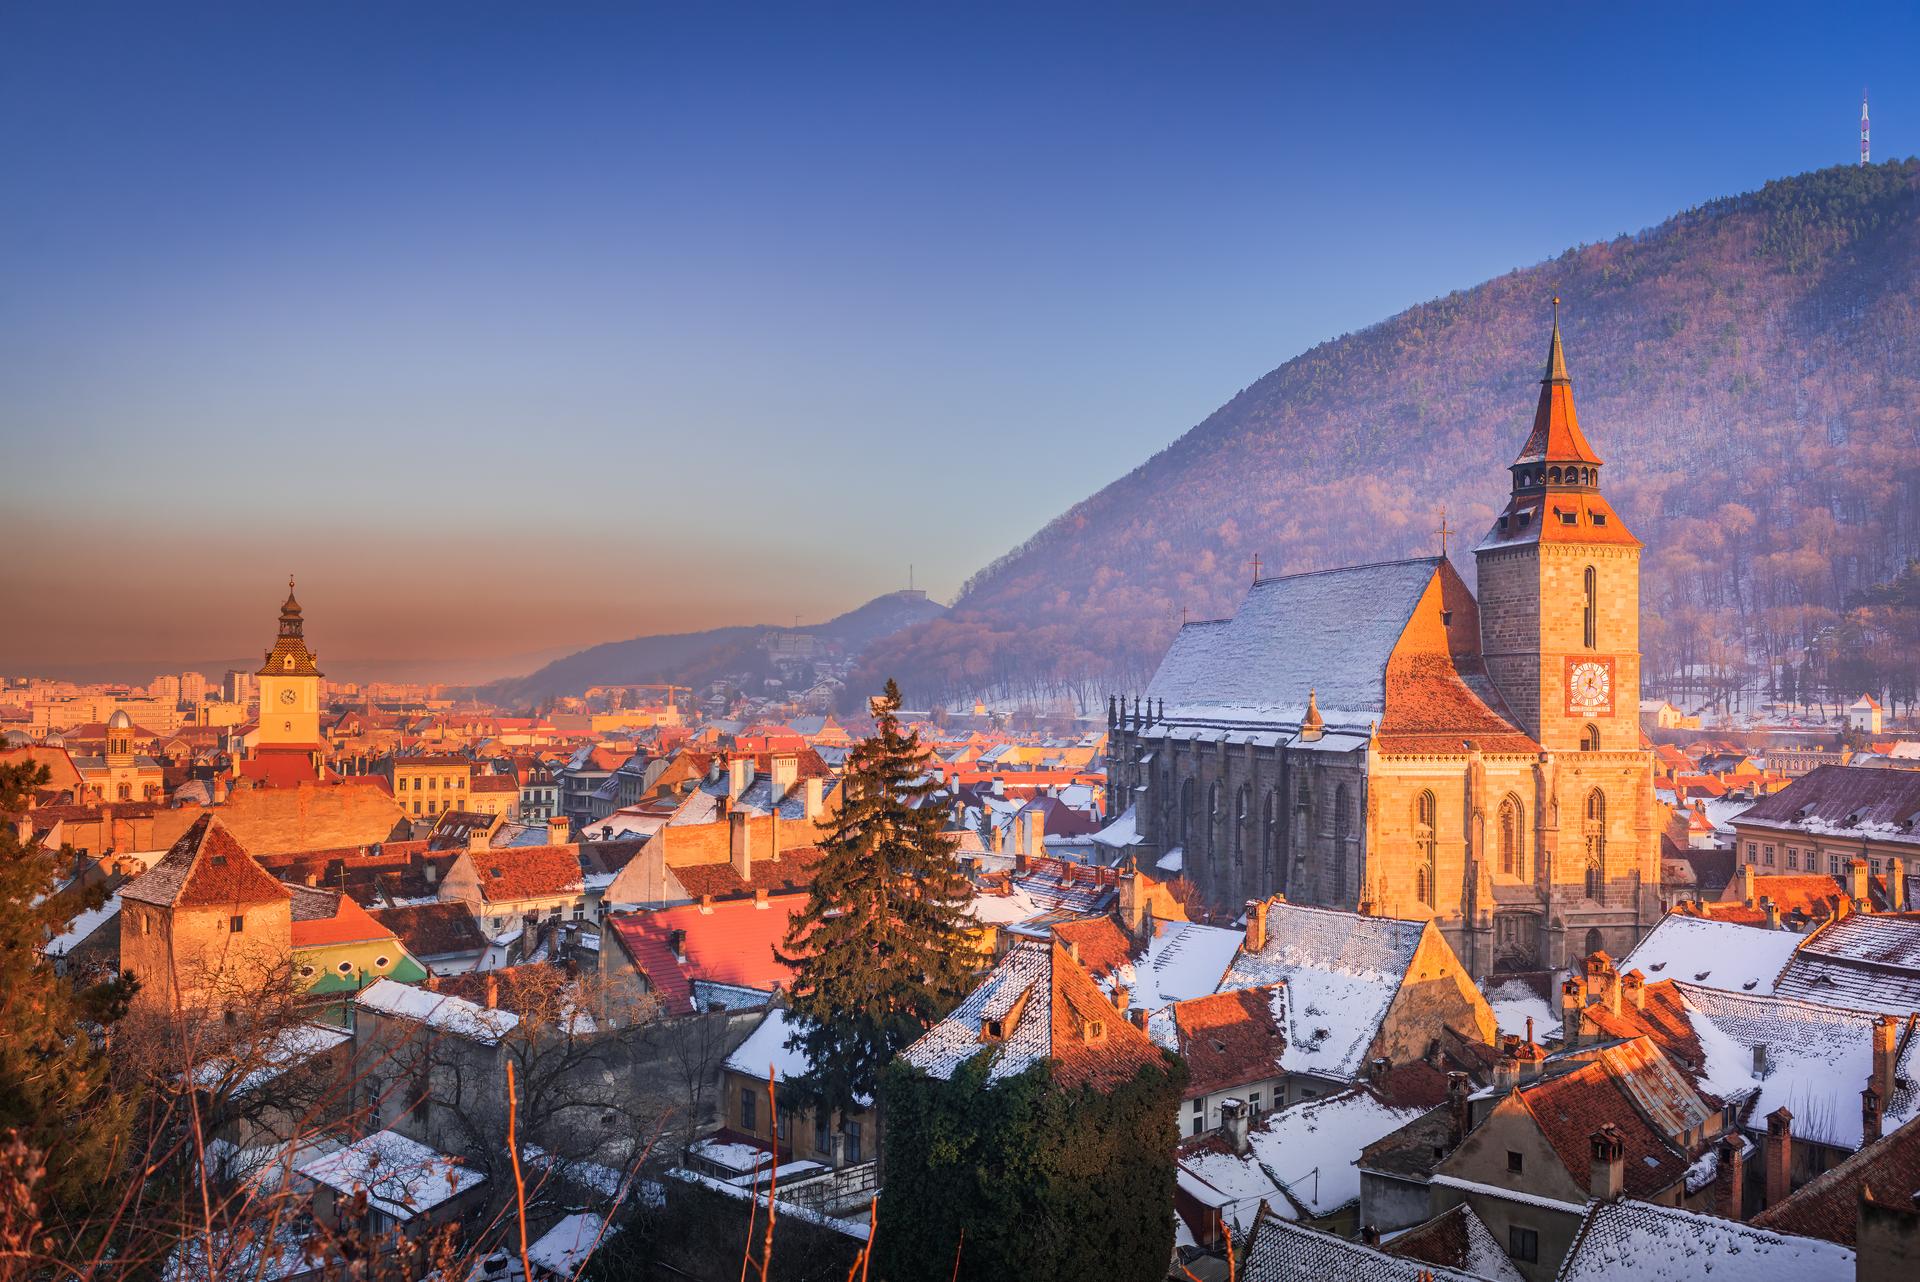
{"left": 1252, "top": 555, "right": 1444, "bottom": 587}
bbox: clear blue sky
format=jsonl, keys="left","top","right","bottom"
{"left": 2, "top": 1, "right": 1910, "bottom": 676}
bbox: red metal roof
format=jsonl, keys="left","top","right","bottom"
{"left": 604, "top": 896, "right": 807, "bottom": 1012}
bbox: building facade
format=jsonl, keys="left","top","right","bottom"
{"left": 1107, "top": 317, "right": 1661, "bottom": 976}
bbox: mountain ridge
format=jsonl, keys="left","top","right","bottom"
{"left": 858, "top": 162, "right": 1920, "bottom": 711}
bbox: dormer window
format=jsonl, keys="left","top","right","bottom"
{"left": 1082, "top": 1019, "right": 1107, "bottom": 1044}
{"left": 1592, "top": 512, "right": 1607, "bottom": 526}
{"left": 283, "top": 656, "right": 294, "bottom": 670}
{"left": 982, "top": 1017, "right": 1006, "bottom": 1042}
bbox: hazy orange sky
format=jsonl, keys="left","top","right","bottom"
{"left": 7, "top": 4, "right": 1896, "bottom": 680}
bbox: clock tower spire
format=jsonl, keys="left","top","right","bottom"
{"left": 1474, "top": 304, "right": 1641, "bottom": 752}
{"left": 255, "top": 577, "right": 324, "bottom": 752}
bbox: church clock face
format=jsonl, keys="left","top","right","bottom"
{"left": 279, "top": 688, "right": 297, "bottom": 705}
{"left": 1565, "top": 656, "right": 1614, "bottom": 715}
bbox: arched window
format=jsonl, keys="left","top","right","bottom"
{"left": 1497, "top": 794, "right": 1521, "bottom": 876}
{"left": 1208, "top": 781, "right": 1223, "bottom": 865}
{"left": 1583, "top": 566, "right": 1598, "bottom": 649}
{"left": 1585, "top": 927, "right": 1605, "bottom": 957}
{"left": 1262, "top": 791, "right": 1280, "bottom": 892}
{"left": 1549, "top": 466, "right": 1562, "bottom": 484}
{"left": 1234, "top": 784, "right": 1250, "bottom": 867}
{"left": 1333, "top": 784, "right": 1351, "bottom": 903}
{"left": 1581, "top": 723, "right": 1600, "bottom": 752}
{"left": 1414, "top": 790, "right": 1437, "bottom": 908}
{"left": 1584, "top": 788, "right": 1607, "bottom": 898}
{"left": 1179, "top": 778, "right": 1197, "bottom": 849}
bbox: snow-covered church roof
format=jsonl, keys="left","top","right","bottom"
{"left": 1144, "top": 558, "right": 1440, "bottom": 729}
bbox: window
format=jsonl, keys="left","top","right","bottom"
{"left": 1787, "top": 848, "right": 1799, "bottom": 870}
{"left": 1830, "top": 853, "right": 1844, "bottom": 876}
{"left": 1248, "top": 1090, "right": 1262, "bottom": 1113}
{"left": 336, "top": 960, "right": 354, "bottom": 975}
{"left": 1497, "top": 795, "right": 1521, "bottom": 876}
{"left": 740, "top": 1088, "right": 757, "bottom": 1132}
{"left": 1580, "top": 723, "right": 1600, "bottom": 752}
{"left": 1507, "top": 1151, "right": 1524, "bottom": 1173}
{"left": 1582, "top": 566, "right": 1598, "bottom": 648}
{"left": 1585, "top": 859, "right": 1602, "bottom": 900}
{"left": 815, "top": 1112, "right": 832, "bottom": 1155}
{"left": 375, "top": 956, "right": 390, "bottom": 969}
{"left": 777, "top": 1109, "right": 793, "bottom": 1146}
{"left": 1415, "top": 791, "right": 1437, "bottom": 907}
{"left": 1746, "top": 841, "right": 1758, "bottom": 862}
{"left": 845, "top": 1120, "right": 863, "bottom": 1163}
{"left": 1762, "top": 843, "right": 1775, "bottom": 867}
{"left": 1332, "top": 783, "right": 1351, "bottom": 902}
{"left": 230, "top": 915, "right": 245, "bottom": 933}
{"left": 1509, "top": 1227, "right": 1538, "bottom": 1263}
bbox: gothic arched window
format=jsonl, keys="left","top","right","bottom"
{"left": 1262, "top": 790, "right": 1280, "bottom": 892}
{"left": 1333, "top": 783, "right": 1351, "bottom": 903}
{"left": 1234, "top": 784, "right": 1250, "bottom": 867}
{"left": 1583, "top": 566, "right": 1598, "bottom": 649}
{"left": 1415, "top": 790, "right": 1437, "bottom": 908}
{"left": 1581, "top": 723, "right": 1600, "bottom": 752}
{"left": 1584, "top": 788, "right": 1607, "bottom": 896}
{"left": 1498, "top": 794, "right": 1522, "bottom": 876}
{"left": 1585, "top": 858, "right": 1602, "bottom": 900}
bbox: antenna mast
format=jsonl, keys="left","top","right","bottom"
{"left": 1862, "top": 89, "right": 1871, "bottom": 167}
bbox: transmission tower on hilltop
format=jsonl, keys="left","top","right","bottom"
{"left": 1861, "top": 89, "right": 1871, "bottom": 166}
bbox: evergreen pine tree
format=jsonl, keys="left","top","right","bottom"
{"left": 0, "top": 761, "right": 134, "bottom": 1219}
{"left": 776, "top": 680, "right": 976, "bottom": 1115}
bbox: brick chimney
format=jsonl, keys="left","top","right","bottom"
{"left": 1762, "top": 896, "right": 1780, "bottom": 931}
{"left": 728, "top": 757, "right": 754, "bottom": 801}
{"left": 1863, "top": 1083, "right": 1885, "bottom": 1146}
{"left": 730, "top": 810, "right": 751, "bottom": 882}
{"left": 546, "top": 814, "right": 570, "bottom": 846}
{"left": 1620, "top": 969, "right": 1645, "bottom": 1011}
{"left": 1021, "top": 805, "right": 1045, "bottom": 864}
{"left": 469, "top": 826, "right": 491, "bottom": 853}
{"left": 1849, "top": 858, "right": 1871, "bottom": 908}
{"left": 1741, "top": 863, "right": 1757, "bottom": 906}
{"left": 1561, "top": 977, "right": 1585, "bottom": 1042}
{"left": 1368, "top": 1057, "right": 1390, "bottom": 1089}
{"left": 1720, "top": 1133, "right": 1745, "bottom": 1220}
{"left": 1446, "top": 1071, "right": 1470, "bottom": 1144}
{"left": 1589, "top": 1125, "right": 1626, "bottom": 1202}
{"left": 1887, "top": 856, "right": 1906, "bottom": 911}
{"left": 1764, "top": 1107, "right": 1794, "bottom": 1207}
{"left": 1494, "top": 1047, "right": 1519, "bottom": 1092}
{"left": 1220, "top": 1098, "right": 1251, "bottom": 1156}
{"left": 768, "top": 755, "right": 797, "bottom": 805}
{"left": 1243, "top": 899, "right": 1267, "bottom": 953}
{"left": 1873, "top": 1014, "right": 1898, "bottom": 1102}
{"left": 801, "top": 776, "right": 824, "bottom": 822}
{"left": 1129, "top": 1007, "right": 1150, "bottom": 1032}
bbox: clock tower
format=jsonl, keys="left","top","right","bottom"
{"left": 1474, "top": 307, "right": 1643, "bottom": 752}
{"left": 255, "top": 578, "right": 323, "bottom": 751}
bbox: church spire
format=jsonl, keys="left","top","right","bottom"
{"left": 1511, "top": 297, "right": 1602, "bottom": 489}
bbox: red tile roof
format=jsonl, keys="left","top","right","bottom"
{"left": 121, "top": 814, "right": 290, "bottom": 909}
{"left": 1753, "top": 1112, "right": 1920, "bottom": 1246}
{"left": 669, "top": 847, "right": 824, "bottom": 901}
{"left": 370, "top": 902, "right": 487, "bottom": 958}
{"left": 469, "top": 846, "right": 584, "bottom": 902}
{"left": 1514, "top": 1044, "right": 1691, "bottom": 1200}
{"left": 1169, "top": 986, "right": 1287, "bottom": 1097}
{"left": 604, "top": 896, "right": 806, "bottom": 1012}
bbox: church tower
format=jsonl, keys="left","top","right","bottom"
{"left": 256, "top": 579, "right": 323, "bottom": 750}
{"left": 1474, "top": 307, "right": 1642, "bottom": 752}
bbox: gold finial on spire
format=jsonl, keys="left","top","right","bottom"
{"left": 1300, "top": 688, "right": 1325, "bottom": 740}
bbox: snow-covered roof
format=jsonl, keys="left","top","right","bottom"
{"left": 1773, "top": 913, "right": 1920, "bottom": 1015}
{"left": 1089, "top": 804, "right": 1143, "bottom": 849}
{"left": 1105, "top": 919, "right": 1244, "bottom": 1012}
{"left": 1179, "top": 1088, "right": 1425, "bottom": 1229}
{"left": 1621, "top": 915, "right": 1800, "bottom": 997}
{"left": 1144, "top": 559, "right": 1439, "bottom": 729}
{"left": 354, "top": 976, "right": 520, "bottom": 1045}
{"left": 1237, "top": 1208, "right": 1489, "bottom": 1282}
{"left": 1221, "top": 901, "right": 1422, "bottom": 1079}
{"left": 724, "top": 1007, "right": 819, "bottom": 1089}
{"left": 1479, "top": 974, "right": 1562, "bottom": 1042}
{"left": 44, "top": 892, "right": 120, "bottom": 958}
{"left": 1556, "top": 1197, "right": 1854, "bottom": 1282}
{"left": 296, "top": 1129, "right": 484, "bottom": 1221}
{"left": 1676, "top": 981, "right": 1920, "bottom": 1150}
{"left": 526, "top": 1212, "right": 618, "bottom": 1277}
{"left": 188, "top": 1022, "right": 353, "bottom": 1096}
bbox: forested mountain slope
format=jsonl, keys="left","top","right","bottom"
{"left": 860, "top": 163, "right": 1920, "bottom": 712}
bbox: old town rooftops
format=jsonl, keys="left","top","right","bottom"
{"left": 120, "top": 814, "right": 290, "bottom": 909}
{"left": 1773, "top": 912, "right": 1920, "bottom": 1015}
{"left": 1559, "top": 1197, "right": 1854, "bottom": 1281}
{"left": 1618, "top": 914, "right": 1801, "bottom": 997}
{"left": 1734, "top": 764, "right": 1920, "bottom": 847}
{"left": 899, "top": 937, "right": 1165, "bottom": 1090}
{"left": 1753, "top": 1112, "right": 1920, "bottom": 1247}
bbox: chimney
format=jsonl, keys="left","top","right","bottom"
{"left": 801, "top": 776, "right": 823, "bottom": 822}
{"left": 1021, "top": 806, "right": 1045, "bottom": 864}
{"left": 1494, "top": 1052, "right": 1519, "bottom": 1092}
{"left": 1764, "top": 1107, "right": 1793, "bottom": 1207}
{"left": 1863, "top": 1083, "right": 1885, "bottom": 1146}
{"left": 1850, "top": 858, "right": 1872, "bottom": 908}
{"left": 1243, "top": 899, "right": 1267, "bottom": 953}
{"left": 484, "top": 973, "right": 499, "bottom": 1009}
{"left": 469, "top": 826, "right": 491, "bottom": 853}
{"left": 1129, "top": 1007, "right": 1150, "bottom": 1032}
{"left": 1763, "top": 896, "right": 1780, "bottom": 931}
{"left": 1561, "top": 977, "right": 1584, "bottom": 1040}
{"left": 1887, "top": 856, "right": 1906, "bottom": 910}
{"left": 728, "top": 757, "right": 753, "bottom": 801}
{"left": 1220, "top": 1098, "right": 1250, "bottom": 1156}
{"left": 668, "top": 927, "right": 687, "bottom": 961}
{"left": 1741, "top": 863, "right": 1757, "bottom": 906}
{"left": 1589, "top": 1125, "right": 1626, "bottom": 1202}
{"left": 546, "top": 814, "right": 570, "bottom": 845}
{"left": 1621, "top": 969, "right": 1645, "bottom": 1011}
{"left": 730, "top": 810, "right": 751, "bottom": 881}
{"left": 1113, "top": 984, "right": 1130, "bottom": 1013}
{"left": 1368, "top": 1057, "right": 1390, "bottom": 1089}
{"left": 1446, "top": 1071, "right": 1470, "bottom": 1144}
{"left": 1720, "top": 1133, "right": 1745, "bottom": 1220}
{"left": 754, "top": 886, "right": 769, "bottom": 909}
{"left": 769, "top": 754, "right": 797, "bottom": 804}
{"left": 1873, "top": 1014, "right": 1898, "bottom": 1102}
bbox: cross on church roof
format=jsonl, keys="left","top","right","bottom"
{"left": 1435, "top": 509, "right": 1456, "bottom": 557}
{"left": 1251, "top": 553, "right": 1263, "bottom": 584}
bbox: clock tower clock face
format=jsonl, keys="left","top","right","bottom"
{"left": 1565, "top": 656, "right": 1615, "bottom": 715}
{"left": 279, "top": 688, "right": 298, "bottom": 705}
